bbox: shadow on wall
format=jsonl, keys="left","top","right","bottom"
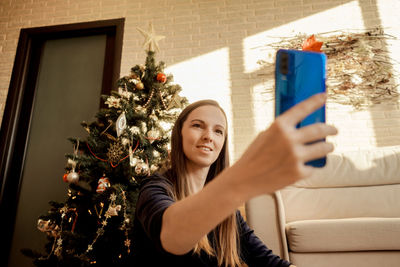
{"left": 359, "top": 0, "right": 398, "bottom": 147}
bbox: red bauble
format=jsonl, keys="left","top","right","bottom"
{"left": 156, "top": 73, "right": 167, "bottom": 83}
{"left": 63, "top": 173, "right": 68, "bottom": 183}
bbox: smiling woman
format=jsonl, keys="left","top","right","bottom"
{"left": 130, "top": 96, "right": 336, "bottom": 266}
{"left": 181, "top": 105, "right": 227, "bottom": 179}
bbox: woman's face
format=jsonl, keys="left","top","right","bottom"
{"left": 181, "top": 105, "right": 227, "bottom": 171}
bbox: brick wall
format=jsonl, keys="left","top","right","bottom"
{"left": 1, "top": 0, "right": 400, "bottom": 162}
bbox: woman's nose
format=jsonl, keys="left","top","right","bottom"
{"left": 202, "top": 129, "right": 213, "bottom": 141}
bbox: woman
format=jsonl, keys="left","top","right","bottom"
{"left": 132, "top": 94, "right": 337, "bottom": 266}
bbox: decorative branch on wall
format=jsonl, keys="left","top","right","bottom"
{"left": 258, "top": 28, "right": 399, "bottom": 109}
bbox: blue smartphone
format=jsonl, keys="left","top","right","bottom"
{"left": 275, "top": 49, "right": 327, "bottom": 167}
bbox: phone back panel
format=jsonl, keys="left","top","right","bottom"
{"left": 275, "top": 49, "right": 327, "bottom": 167}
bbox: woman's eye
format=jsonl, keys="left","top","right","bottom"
{"left": 192, "top": 123, "right": 201, "bottom": 128}
{"left": 215, "top": 129, "right": 224, "bottom": 135}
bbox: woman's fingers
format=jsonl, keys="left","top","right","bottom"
{"left": 300, "top": 141, "right": 335, "bottom": 162}
{"left": 295, "top": 123, "right": 338, "bottom": 144}
{"left": 279, "top": 93, "right": 327, "bottom": 126}
{"left": 235, "top": 92, "right": 337, "bottom": 196}
{"left": 275, "top": 92, "right": 337, "bottom": 163}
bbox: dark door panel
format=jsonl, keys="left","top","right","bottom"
{"left": 0, "top": 18, "right": 124, "bottom": 267}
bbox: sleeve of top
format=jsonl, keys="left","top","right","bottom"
{"left": 238, "top": 212, "right": 291, "bottom": 267}
{"left": 135, "top": 177, "right": 175, "bottom": 253}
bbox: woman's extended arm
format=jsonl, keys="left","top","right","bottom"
{"left": 161, "top": 93, "right": 337, "bottom": 255}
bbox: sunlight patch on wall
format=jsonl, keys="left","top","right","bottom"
{"left": 251, "top": 81, "right": 275, "bottom": 133}
{"left": 377, "top": 0, "right": 400, "bottom": 29}
{"left": 325, "top": 104, "right": 384, "bottom": 152}
{"left": 243, "top": 1, "right": 364, "bottom": 74}
{"left": 165, "top": 47, "right": 235, "bottom": 159}
{"left": 377, "top": 0, "right": 400, "bottom": 88}
{"left": 165, "top": 48, "right": 231, "bottom": 105}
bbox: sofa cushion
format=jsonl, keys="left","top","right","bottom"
{"left": 286, "top": 217, "right": 400, "bottom": 253}
{"left": 280, "top": 184, "right": 400, "bottom": 222}
{"left": 295, "top": 146, "right": 400, "bottom": 188}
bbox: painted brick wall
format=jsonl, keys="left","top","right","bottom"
{"left": 1, "top": 0, "right": 400, "bottom": 163}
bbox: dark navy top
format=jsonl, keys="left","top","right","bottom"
{"left": 131, "top": 173, "right": 291, "bottom": 267}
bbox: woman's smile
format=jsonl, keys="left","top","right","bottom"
{"left": 197, "top": 145, "right": 212, "bottom": 152}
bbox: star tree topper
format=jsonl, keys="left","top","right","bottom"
{"left": 137, "top": 23, "right": 165, "bottom": 52}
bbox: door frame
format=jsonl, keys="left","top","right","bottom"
{"left": 0, "top": 18, "right": 124, "bottom": 265}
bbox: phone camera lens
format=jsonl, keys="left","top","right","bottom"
{"left": 280, "top": 53, "right": 289, "bottom": 75}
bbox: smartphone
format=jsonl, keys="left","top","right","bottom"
{"left": 275, "top": 49, "right": 327, "bottom": 167}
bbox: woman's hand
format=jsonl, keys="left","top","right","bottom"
{"left": 230, "top": 93, "right": 337, "bottom": 198}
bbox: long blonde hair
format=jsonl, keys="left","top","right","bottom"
{"left": 164, "top": 100, "right": 242, "bottom": 267}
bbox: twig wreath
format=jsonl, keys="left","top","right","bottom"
{"left": 257, "top": 27, "right": 400, "bottom": 109}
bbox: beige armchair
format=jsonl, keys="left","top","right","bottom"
{"left": 246, "top": 146, "right": 400, "bottom": 267}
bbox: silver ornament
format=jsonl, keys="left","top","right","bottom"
{"left": 130, "top": 155, "right": 138, "bottom": 167}
{"left": 67, "top": 171, "right": 79, "bottom": 184}
{"left": 116, "top": 112, "right": 127, "bottom": 137}
{"left": 135, "top": 161, "right": 149, "bottom": 175}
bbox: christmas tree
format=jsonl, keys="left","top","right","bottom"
{"left": 22, "top": 23, "right": 188, "bottom": 266}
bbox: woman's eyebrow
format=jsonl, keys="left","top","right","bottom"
{"left": 190, "top": 119, "right": 204, "bottom": 124}
{"left": 190, "top": 119, "right": 225, "bottom": 130}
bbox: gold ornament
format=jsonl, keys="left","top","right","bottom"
{"left": 168, "top": 92, "right": 184, "bottom": 109}
{"left": 105, "top": 204, "right": 121, "bottom": 217}
{"left": 136, "top": 81, "right": 144, "bottom": 90}
{"left": 107, "top": 142, "right": 124, "bottom": 164}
